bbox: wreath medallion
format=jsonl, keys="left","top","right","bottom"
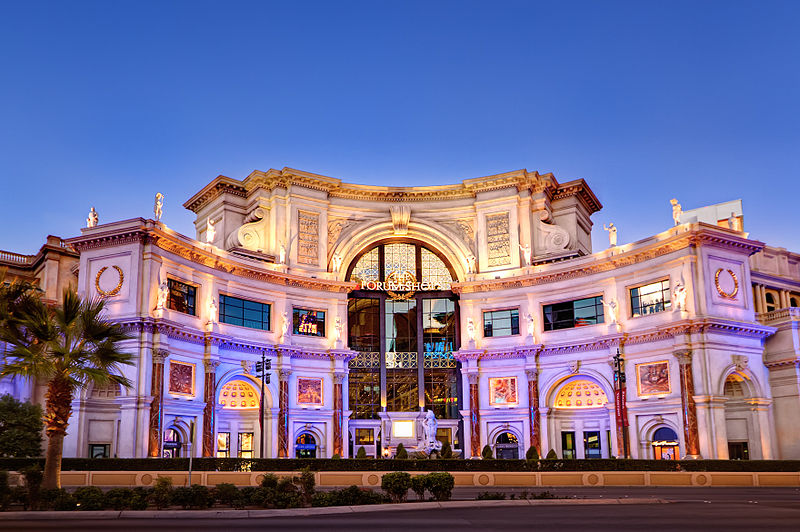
{"left": 714, "top": 268, "right": 738, "bottom": 299}
{"left": 95, "top": 265, "right": 124, "bottom": 297}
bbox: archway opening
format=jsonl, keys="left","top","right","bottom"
{"left": 163, "top": 428, "right": 181, "bottom": 458}
{"left": 296, "top": 433, "right": 317, "bottom": 458}
{"left": 724, "top": 373, "right": 754, "bottom": 460}
{"left": 217, "top": 379, "right": 260, "bottom": 458}
{"left": 551, "top": 377, "right": 610, "bottom": 459}
{"left": 494, "top": 431, "right": 520, "bottom": 459}
{"left": 651, "top": 427, "right": 679, "bottom": 460}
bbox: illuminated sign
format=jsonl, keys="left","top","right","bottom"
{"left": 392, "top": 420, "right": 414, "bottom": 438}
{"left": 360, "top": 270, "right": 433, "bottom": 300}
{"left": 298, "top": 313, "right": 318, "bottom": 335}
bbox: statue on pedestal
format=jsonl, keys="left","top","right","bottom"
{"left": 205, "top": 218, "right": 216, "bottom": 244}
{"left": 280, "top": 311, "right": 289, "bottom": 341}
{"left": 466, "top": 254, "right": 476, "bottom": 274}
{"left": 87, "top": 207, "right": 98, "bottom": 228}
{"left": 525, "top": 312, "right": 535, "bottom": 338}
{"left": 331, "top": 253, "right": 343, "bottom": 273}
{"left": 519, "top": 244, "right": 532, "bottom": 266}
{"left": 728, "top": 212, "right": 739, "bottom": 231}
{"left": 670, "top": 199, "right": 682, "bottom": 226}
{"left": 673, "top": 280, "right": 687, "bottom": 312}
{"left": 466, "top": 317, "right": 476, "bottom": 344}
{"left": 603, "top": 223, "right": 617, "bottom": 247}
{"left": 279, "top": 243, "right": 286, "bottom": 264}
{"left": 602, "top": 298, "right": 619, "bottom": 325}
{"left": 422, "top": 409, "right": 442, "bottom": 454}
{"left": 334, "top": 316, "right": 343, "bottom": 347}
{"left": 154, "top": 193, "right": 164, "bottom": 222}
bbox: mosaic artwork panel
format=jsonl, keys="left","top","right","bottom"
{"left": 637, "top": 360, "right": 671, "bottom": 396}
{"left": 169, "top": 361, "right": 194, "bottom": 396}
{"left": 297, "top": 377, "right": 323, "bottom": 405}
{"left": 489, "top": 376, "right": 518, "bottom": 405}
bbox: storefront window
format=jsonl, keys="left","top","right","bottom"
{"left": 293, "top": 308, "right": 325, "bottom": 337}
{"left": 630, "top": 280, "right": 671, "bottom": 317}
{"left": 167, "top": 279, "right": 196, "bottom": 315}
{"left": 216, "top": 432, "right": 230, "bottom": 458}
{"left": 238, "top": 432, "right": 253, "bottom": 458}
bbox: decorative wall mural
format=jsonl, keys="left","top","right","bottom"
{"left": 297, "top": 211, "right": 320, "bottom": 265}
{"left": 486, "top": 212, "right": 511, "bottom": 266}
{"left": 169, "top": 361, "right": 195, "bottom": 396}
{"left": 297, "top": 377, "right": 323, "bottom": 405}
{"left": 636, "top": 360, "right": 671, "bottom": 396}
{"left": 489, "top": 376, "right": 518, "bottom": 406}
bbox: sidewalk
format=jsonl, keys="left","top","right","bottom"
{"left": 0, "top": 497, "right": 667, "bottom": 520}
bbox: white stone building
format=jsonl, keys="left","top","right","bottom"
{"left": 2, "top": 166, "right": 800, "bottom": 461}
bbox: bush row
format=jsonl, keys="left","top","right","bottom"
{"left": 1, "top": 457, "right": 798, "bottom": 473}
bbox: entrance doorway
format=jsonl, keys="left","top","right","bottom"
{"left": 296, "top": 433, "right": 317, "bottom": 458}
{"left": 495, "top": 432, "right": 520, "bottom": 459}
{"left": 652, "top": 427, "right": 679, "bottom": 460}
{"left": 163, "top": 428, "right": 181, "bottom": 458}
{"left": 728, "top": 441, "right": 749, "bottom": 460}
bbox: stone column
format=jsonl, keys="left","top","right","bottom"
{"left": 525, "top": 369, "right": 540, "bottom": 456}
{"left": 278, "top": 369, "right": 292, "bottom": 458}
{"left": 468, "top": 373, "right": 480, "bottom": 458}
{"left": 333, "top": 372, "right": 345, "bottom": 457}
{"left": 202, "top": 360, "right": 220, "bottom": 457}
{"left": 674, "top": 349, "right": 701, "bottom": 458}
{"left": 148, "top": 350, "right": 167, "bottom": 457}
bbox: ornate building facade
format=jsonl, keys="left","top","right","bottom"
{"left": 2, "top": 166, "right": 800, "bottom": 461}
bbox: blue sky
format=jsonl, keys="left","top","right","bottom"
{"left": 1, "top": 1, "right": 798, "bottom": 254}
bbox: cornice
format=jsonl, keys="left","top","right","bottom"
{"left": 552, "top": 179, "right": 603, "bottom": 214}
{"left": 66, "top": 220, "right": 153, "bottom": 252}
{"left": 183, "top": 177, "right": 247, "bottom": 213}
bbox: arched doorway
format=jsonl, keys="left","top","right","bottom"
{"left": 724, "top": 373, "right": 756, "bottom": 460}
{"left": 83, "top": 382, "right": 122, "bottom": 458}
{"left": 549, "top": 377, "right": 610, "bottom": 459}
{"left": 651, "top": 427, "right": 679, "bottom": 460}
{"left": 494, "top": 431, "right": 520, "bottom": 459}
{"left": 217, "top": 379, "right": 261, "bottom": 458}
{"left": 163, "top": 428, "right": 181, "bottom": 458}
{"left": 296, "top": 433, "right": 317, "bottom": 458}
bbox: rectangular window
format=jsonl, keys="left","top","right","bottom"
{"left": 292, "top": 308, "right": 326, "bottom": 337}
{"left": 238, "top": 432, "right": 254, "bottom": 458}
{"left": 543, "top": 296, "right": 604, "bottom": 331}
{"left": 483, "top": 308, "right": 519, "bottom": 337}
{"left": 88, "top": 444, "right": 110, "bottom": 458}
{"left": 219, "top": 294, "right": 271, "bottom": 330}
{"left": 167, "top": 278, "right": 197, "bottom": 315}
{"left": 216, "top": 432, "right": 230, "bottom": 458}
{"left": 436, "top": 428, "right": 451, "bottom": 445}
{"left": 584, "top": 431, "right": 601, "bottom": 459}
{"left": 355, "top": 428, "right": 374, "bottom": 445}
{"left": 561, "top": 431, "right": 576, "bottom": 460}
{"left": 630, "top": 280, "right": 671, "bottom": 317}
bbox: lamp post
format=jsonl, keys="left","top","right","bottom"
{"left": 255, "top": 351, "right": 271, "bottom": 458}
{"left": 612, "top": 349, "right": 630, "bottom": 458}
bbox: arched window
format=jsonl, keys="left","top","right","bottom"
{"left": 163, "top": 428, "right": 181, "bottom": 458}
{"left": 652, "top": 427, "right": 679, "bottom": 460}
{"left": 296, "top": 433, "right": 317, "bottom": 459}
{"left": 554, "top": 379, "right": 608, "bottom": 409}
{"left": 348, "top": 241, "right": 455, "bottom": 290}
{"left": 791, "top": 297, "right": 799, "bottom": 308}
{"left": 219, "top": 380, "right": 259, "bottom": 409}
{"left": 765, "top": 292, "right": 776, "bottom": 312}
{"left": 495, "top": 431, "right": 519, "bottom": 459}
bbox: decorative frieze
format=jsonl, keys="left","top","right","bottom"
{"left": 486, "top": 212, "right": 511, "bottom": 267}
{"left": 297, "top": 211, "right": 319, "bottom": 265}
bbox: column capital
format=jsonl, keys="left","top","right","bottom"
{"left": 152, "top": 349, "right": 169, "bottom": 364}
{"left": 279, "top": 368, "right": 293, "bottom": 380}
{"left": 673, "top": 349, "right": 692, "bottom": 365}
{"left": 467, "top": 373, "right": 479, "bottom": 385}
{"left": 525, "top": 369, "right": 538, "bottom": 381}
{"left": 333, "top": 372, "right": 346, "bottom": 384}
{"left": 203, "top": 359, "right": 221, "bottom": 372}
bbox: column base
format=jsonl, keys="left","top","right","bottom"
{"left": 683, "top": 453, "right": 702, "bottom": 460}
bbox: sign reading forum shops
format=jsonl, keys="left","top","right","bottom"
{"left": 359, "top": 271, "right": 437, "bottom": 300}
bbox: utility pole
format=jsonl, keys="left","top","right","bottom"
{"left": 256, "top": 351, "right": 272, "bottom": 458}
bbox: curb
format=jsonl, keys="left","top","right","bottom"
{"left": 0, "top": 498, "right": 668, "bottom": 520}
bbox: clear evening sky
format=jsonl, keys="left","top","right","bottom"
{"left": 1, "top": 1, "right": 798, "bottom": 254}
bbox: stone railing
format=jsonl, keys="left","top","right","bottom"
{"left": 757, "top": 307, "right": 800, "bottom": 325}
{"left": 0, "top": 250, "right": 34, "bottom": 265}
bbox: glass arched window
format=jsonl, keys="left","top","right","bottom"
{"left": 765, "top": 292, "right": 776, "bottom": 312}
{"left": 348, "top": 241, "right": 455, "bottom": 290}
{"left": 495, "top": 432, "right": 519, "bottom": 459}
{"left": 163, "top": 428, "right": 181, "bottom": 458}
{"left": 219, "top": 380, "right": 259, "bottom": 409}
{"left": 652, "top": 427, "right": 679, "bottom": 460}
{"left": 554, "top": 379, "right": 608, "bottom": 409}
{"left": 296, "top": 433, "right": 317, "bottom": 459}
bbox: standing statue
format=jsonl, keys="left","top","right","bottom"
{"left": 670, "top": 198, "right": 682, "bottom": 226}
{"left": 525, "top": 312, "right": 535, "bottom": 338}
{"left": 280, "top": 311, "right": 289, "bottom": 340}
{"left": 603, "top": 223, "right": 618, "bottom": 247}
{"left": 208, "top": 297, "right": 217, "bottom": 323}
{"left": 154, "top": 193, "right": 164, "bottom": 222}
{"left": 279, "top": 243, "right": 287, "bottom": 264}
{"left": 334, "top": 316, "right": 342, "bottom": 343}
{"left": 673, "top": 280, "right": 687, "bottom": 312}
{"left": 466, "top": 317, "right": 476, "bottom": 342}
{"left": 466, "top": 254, "right": 476, "bottom": 274}
{"left": 422, "top": 409, "right": 443, "bottom": 454}
{"left": 205, "top": 218, "right": 216, "bottom": 244}
{"left": 728, "top": 212, "right": 738, "bottom": 231}
{"left": 331, "top": 253, "right": 343, "bottom": 273}
{"left": 519, "top": 244, "right": 532, "bottom": 266}
{"left": 602, "top": 298, "right": 619, "bottom": 325}
{"left": 156, "top": 278, "right": 169, "bottom": 310}
{"left": 86, "top": 207, "right": 99, "bottom": 228}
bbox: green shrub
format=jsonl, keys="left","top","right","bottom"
{"left": 381, "top": 471, "right": 411, "bottom": 502}
{"left": 150, "top": 476, "right": 173, "bottom": 509}
{"left": 297, "top": 468, "right": 315, "bottom": 505}
{"left": 526, "top": 446, "right": 539, "bottom": 461}
{"left": 356, "top": 446, "right": 367, "bottom": 459}
{"left": 411, "top": 474, "right": 427, "bottom": 500}
{"left": 545, "top": 449, "right": 558, "bottom": 460}
{"left": 104, "top": 488, "right": 133, "bottom": 510}
{"left": 213, "top": 483, "right": 239, "bottom": 506}
{"left": 440, "top": 441, "right": 453, "bottom": 459}
{"left": 0, "top": 470, "right": 10, "bottom": 511}
{"left": 481, "top": 445, "right": 493, "bottom": 460}
{"left": 426, "top": 472, "right": 455, "bottom": 502}
{"left": 171, "top": 486, "right": 192, "bottom": 509}
{"left": 477, "top": 491, "right": 506, "bottom": 500}
{"left": 240, "top": 486, "right": 260, "bottom": 506}
{"left": 74, "top": 486, "right": 105, "bottom": 511}
{"left": 331, "top": 454, "right": 341, "bottom": 460}
{"left": 10, "top": 486, "right": 28, "bottom": 509}
{"left": 312, "top": 485, "right": 386, "bottom": 507}
{"left": 21, "top": 465, "right": 42, "bottom": 510}
{"left": 532, "top": 490, "right": 557, "bottom": 499}
{"left": 311, "top": 491, "right": 333, "bottom": 507}
{"left": 41, "top": 488, "right": 77, "bottom": 511}
{"left": 130, "top": 487, "right": 151, "bottom": 510}
{"left": 260, "top": 473, "right": 279, "bottom": 489}
{"left": 189, "top": 484, "right": 214, "bottom": 509}
{"left": 395, "top": 443, "right": 408, "bottom": 460}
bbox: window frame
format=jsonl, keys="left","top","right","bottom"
{"left": 219, "top": 293, "right": 272, "bottom": 331}
{"left": 292, "top": 307, "right": 327, "bottom": 337}
{"left": 166, "top": 277, "right": 198, "bottom": 316}
{"left": 542, "top": 295, "right": 605, "bottom": 331}
{"left": 482, "top": 307, "right": 520, "bottom": 338}
{"left": 628, "top": 278, "right": 672, "bottom": 318}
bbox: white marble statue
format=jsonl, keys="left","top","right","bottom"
{"left": 208, "top": 297, "right": 217, "bottom": 323}
{"left": 334, "top": 316, "right": 342, "bottom": 343}
{"left": 673, "top": 280, "right": 687, "bottom": 312}
{"left": 205, "top": 218, "right": 216, "bottom": 244}
{"left": 519, "top": 244, "right": 532, "bottom": 266}
{"left": 279, "top": 243, "right": 286, "bottom": 264}
{"left": 525, "top": 312, "right": 535, "bottom": 338}
{"left": 281, "top": 311, "right": 289, "bottom": 340}
{"left": 466, "top": 254, "right": 476, "bottom": 274}
{"left": 87, "top": 207, "right": 98, "bottom": 228}
{"left": 466, "top": 317, "right": 476, "bottom": 342}
{"left": 331, "top": 253, "right": 343, "bottom": 273}
{"left": 156, "top": 278, "right": 169, "bottom": 310}
{"left": 670, "top": 198, "right": 682, "bottom": 226}
{"left": 728, "top": 212, "right": 738, "bottom": 231}
{"left": 602, "top": 298, "right": 619, "bottom": 325}
{"left": 422, "top": 409, "right": 443, "bottom": 454}
{"left": 603, "top": 223, "right": 617, "bottom": 247}
{"left": 154, "top": 193, "right": 164, "bottom": 222}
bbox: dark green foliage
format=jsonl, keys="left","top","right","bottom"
{"left": 440, "top": 441, "right": 453, "bottom": 459}
{"left": 0, "top": 395, "right": 43, "bottom": 458}
{"left": 531, "top": 490, "right": 557, "bottom": 499}
{"left": 240, "top": 486, "right": 260, "bottom": 506}
{"left": 21, "top": 465, "right": 42, "bottom": 510}
{"left": 411, "top": 474, "right": 427, "bottom": 500}
{"left": 526, "top": 446, "right": 539, "bottom": 461}
{"left": 213, "top": 483, "right": 239, "bottom": 506}
{"left": 130, "top": 487, "right": 151, "bottom": 510}
{"left": 331, "top": 454, "right": 341, "bottom": 460}
{"left": 150, "top": 476, "right": 172, "bottom": 509}
{"left": 41, "top": 488, "right": 77, "bottom": 511}
{"left": 297, "top": 468, "right": 315, "bottom": 505}
{"left": 104, "top": 488, "right": 133, "bottom": 510}
{"left": 356, "top": 446, "right": 367, "bottom": 459}
{"left": 477, "top": 491, "right": 506, "bottom": 500}
{"left": 426, "top": 472, "right": 454, "bottom": 501}
{"left": 482, "top": 445, "right": 494, "bottom": 460}
{"left": 171, "top": 486, "right": 192, "bottom": 509}
{"left": 0, "top": 470, "right": 10, "bottom": 510}
{"left": 545, "top": 449, "right": 558, "bottom": 460}
{"left": 395, "top": 443, "right": 408, "bottom": 460}
{"left": 381, "top": 471, "right": 411, "bottom": 502}
{"left": 189, "top": 484, "right": 213, "bottom": 509}
{"left": 73, "top": 486, "right": 105, "bottom": 510}
{"left": 260, "top": 473, "right": 278, "bottom": 489}
{"left": 311, "top": 485, "right": 386, "bottom": 507}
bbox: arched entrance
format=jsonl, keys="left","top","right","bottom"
{"left": 346, "top": 240, "right": 462, "bottom": 453}
{"left": 296, "top": 433, "right": 317, "bottom": 458}
{"left": 723, "top": 373, "right": 757, "bottom": 460}
{"left": 163, "top": 428, "right": 181, "bottom": 458}
{"left": 651, "top": 427, "right": 679, "bottom": 460}
{"left": 494, "top": 431, "right": 520, "bottom": 459}
{"left": 83, "top": 382, "right": 122, "bottom": 458}
{"left": 549, "top": 376, "right": 610, "bottom": 459}
{"left": 216, "top": 378, "right": 261, "bottom": 458}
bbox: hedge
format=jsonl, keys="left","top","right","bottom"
{"left": 1, "top": 458, "right": 799, "bottom": 473}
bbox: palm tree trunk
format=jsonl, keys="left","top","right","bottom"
{"left": 42, "top": 377, "right": 73, "bottom": 490}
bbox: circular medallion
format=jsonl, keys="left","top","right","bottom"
{"left": 95, "top": 265, "right": 124, "bottom": 297}
{"left": 385, "top": 270, "right": 417, "bottom": 301}
{"left": 714, "top": 268, "right": 738, "bottom": 300}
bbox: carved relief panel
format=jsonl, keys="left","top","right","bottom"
{"left": 297, "top": 211, "right": 320, "bottom": 265}
{"left": 486, "top": 212, "right": 511, "bottom": 267}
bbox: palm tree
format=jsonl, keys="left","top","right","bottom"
{"left": 1, "top": 286, "right": 133, "bottom": 489}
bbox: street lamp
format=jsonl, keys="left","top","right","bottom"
{"left": 612, "top": 349, "right": 629, "bottom": 458}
